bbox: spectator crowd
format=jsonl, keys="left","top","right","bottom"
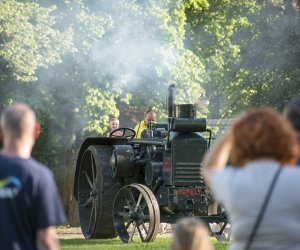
{"left": 2, "top": 99, "right": 300, "bottom": 250}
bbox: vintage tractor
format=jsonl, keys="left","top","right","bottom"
{"left": 73, "top": 84, "right": 227, "bottom": 243}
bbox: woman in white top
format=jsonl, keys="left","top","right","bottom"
{"left": 204, "top": 107, "right": 300, "bottom": 250}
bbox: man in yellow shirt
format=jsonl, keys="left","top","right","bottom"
{"left": 134, "top": 110, "right": 156, "bottom": 138}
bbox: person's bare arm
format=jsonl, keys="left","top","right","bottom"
{"left": 203, "top": 130, "right": 233, "bottom": 186}
{"left": 36, "top": 226, "right": 60, "bottom": 250}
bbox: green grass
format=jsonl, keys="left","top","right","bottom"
{"left": 60, "top": 237, "right": 229, "bottom": 250}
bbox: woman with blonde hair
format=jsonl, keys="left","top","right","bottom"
{"left": 204, "top": 107, "right": 300, "bottom": 250}
{"left": 170, "top": 217, "right": 213, "bottom": 250}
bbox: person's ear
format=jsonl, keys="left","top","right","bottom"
{"left": 34, "top": 122, "right": 40, "bottom": 139}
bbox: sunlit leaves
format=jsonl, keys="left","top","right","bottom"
{"left": 0, "top": 0, "right": 74, "bottom": 81}
{"left": 64, "top": 0, "right": 113, "bottom": 53}
{"left": 83, "top": 86, "right": 119, "bottom": 134}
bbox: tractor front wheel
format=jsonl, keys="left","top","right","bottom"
{"left": 113, "top": 184, "right": 160, "bottom": 243}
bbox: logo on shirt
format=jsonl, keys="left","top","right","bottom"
{"left": 0, "top": 177, "right": 22, "bottom": 199}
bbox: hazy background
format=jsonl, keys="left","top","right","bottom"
{"left": 0, "top": 0, "right": 299, "bottom": 224}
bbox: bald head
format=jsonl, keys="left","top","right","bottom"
{"left": 144, "top": 110, "right": 156, "bottom": 126}
{"left": 1, "top": 103, "right": 37, "bottom": 141}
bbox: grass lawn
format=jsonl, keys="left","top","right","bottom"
{"left": 60, "top": 237, "right": 229, "bottom": 250}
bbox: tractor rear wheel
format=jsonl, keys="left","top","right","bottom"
{"left": 77, "top": 145, "right": 122, "bottom": 239}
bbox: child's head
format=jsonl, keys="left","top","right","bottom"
{"left": 109, "top": 118, "right": 120, "bottom": 131}
{"left": 170, "top": 217, "right": 213, "bottom": 250}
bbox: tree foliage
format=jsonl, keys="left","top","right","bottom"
{"left": 183, "top": 0, "right": 300, "bottom": 117}
{"left": 0, "top": 0, "right": 74, "bottom": 81}
{"left": 1, "top": 0, "right": 299, "bottom": 161}
{"left": 1, "top": 0, "right": 300, "bottom": 223}
{"left": 0, "top": 0, "right": 206, "bottom": 167}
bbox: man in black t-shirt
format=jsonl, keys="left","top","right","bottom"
{"left": 0, "top": 103, "right": 66, "bottom": 250}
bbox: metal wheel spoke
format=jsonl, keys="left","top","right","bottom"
{"left": 125, "top": 221, "right": 133, "bottom": 230}
{"left": 124, "top": 195, "right": 132, "bottom": 209}
{"left": 135, "top": 193, "right": 143, "bottom": 211}
{"left": 85, "top": 172, "right": 93, "bottom": 188}
{"left": 127, "top": 188, "right": 137, "bottom": 205}
{"left": 137, "top": 226, "right": 145, "bottom": 242}
{"left": 94, "top": 198, "right": 98, "bottom": 212}
{"left": 140, "top": 214, "right": 150, "bottom": 220}
{"left": 90, "top": 153, "right": 95, "bottom": 181}
{"left": 141, "top": 222, "right": 149, "bottom": 234}
{"left": 93, "top": 202, "right": 97, "bottom": 220}
{"left": 141, "top": 201, "right": 147, "bottom": 210}
{"left": 81, "top": 196, "right": 93, "bottom": 207}
{"left": 116, "top": 211, "right": 130, "bottom": 219}
{"left": 128, "top": 224, "right": 137, "bottom": 243}
{"left": 124, "top": 188, "right": 136, "bottom": 209}
{"left": 88, "top": 200, "right": 96, "bottom": 232}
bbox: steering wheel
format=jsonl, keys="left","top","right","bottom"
{"left": 109, "top": 127, "right": 136, "bottom": 140}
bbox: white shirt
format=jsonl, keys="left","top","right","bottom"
{"left": 209, "top": 159, "right": 300, "bottom": 250}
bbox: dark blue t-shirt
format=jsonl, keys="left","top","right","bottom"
{"left": 0, "top": 154, "right": 66, "bottom": 250}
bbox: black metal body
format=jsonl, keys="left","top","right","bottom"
{"left": 73, "top": 84, "right": 227, "bottom": 240}
{"left": 107, "top": 127, "right": 218, "bottom": 224}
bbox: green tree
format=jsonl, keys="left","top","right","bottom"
{"left": 183, "top": 0, "right": 258, "bottom": 117}
{"left": 232, "top": 0, "right": 300, "bottom": 111}
{"left": 183, "top": 0, "right": 300, "bottom": 117}
{"left": 0, "top": 0, "right": 74, "bottom": 82}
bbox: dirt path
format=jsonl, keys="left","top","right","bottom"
{"left": 57, "top": 227, "right": 84, "bottom": 239}
{"left": 57, "top": 225, "right": 174, "bottom": 239}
